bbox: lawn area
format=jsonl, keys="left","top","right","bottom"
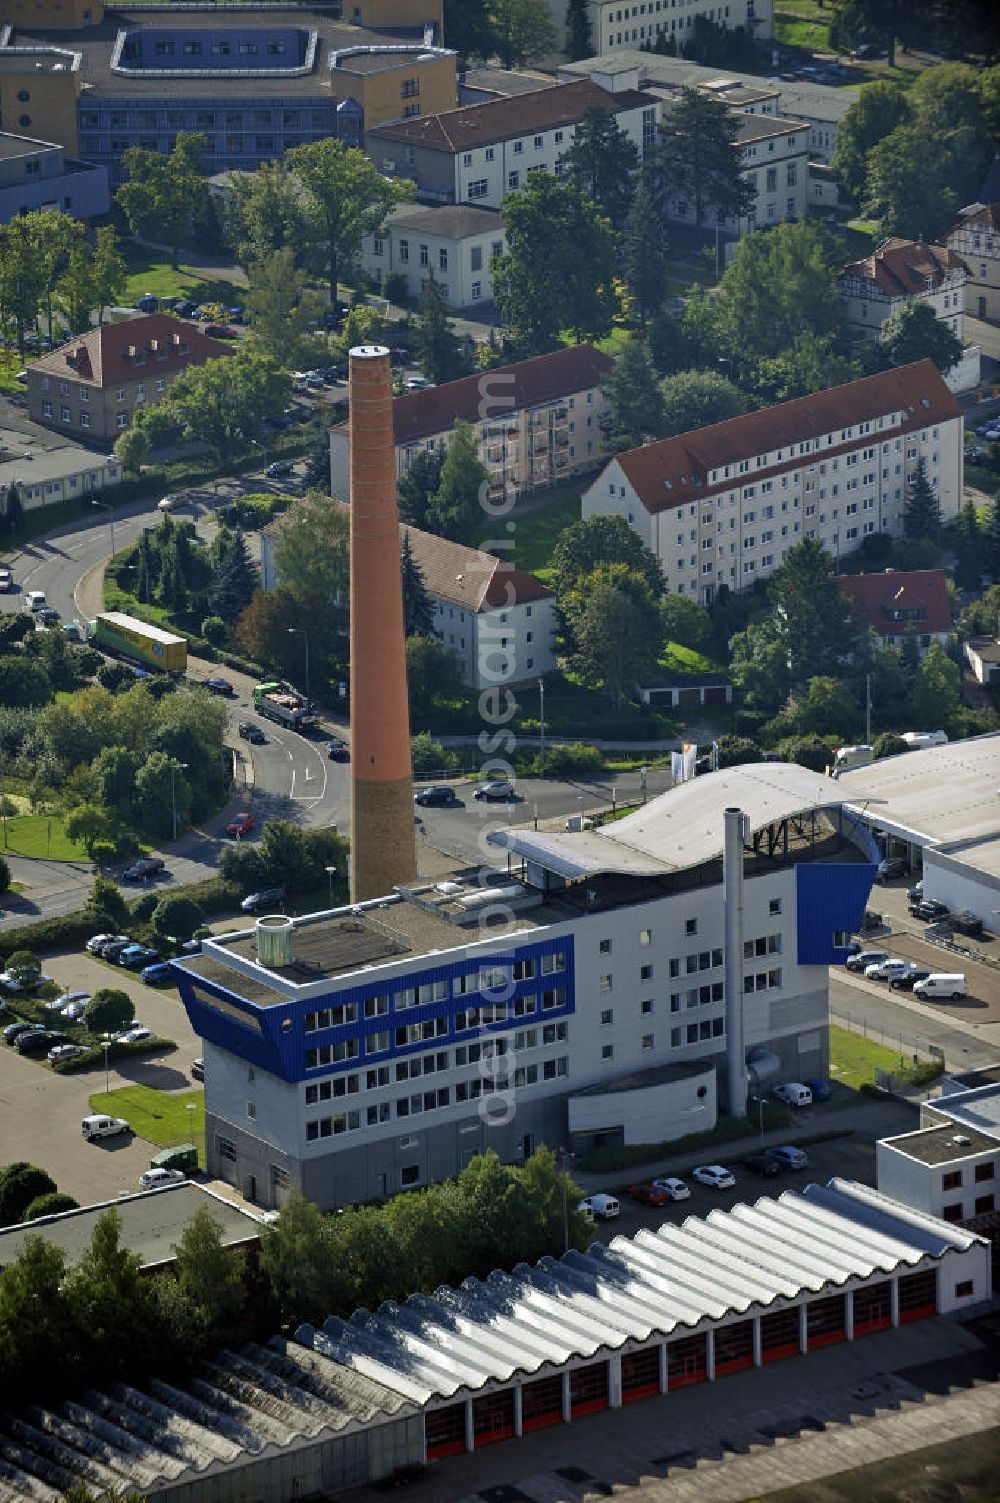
{"left": 514, "top": 670, "right": 677, "bottom": 740}
{"left": 0, "top": 814, "right": 88, "bottom": 861}
{"left": 829, "top": 1023, "right": 919, "bottom": 1090}
{"left": 659, "top": 641, "right": 722, "bottom": 676}
{"left": 0, "top": 349, "right": 24, "bottom": 395}
{"left": 121, "top": 242, "right": 243, "bottom": 310}
{"left": 775, "top": 8, "right": 833, "bottom": 51}
{"left": 489, "top": 491, "right": 582, "bottom": 580}
{"left": 88, "top": 1083, "right": 205, "bottom": 1162}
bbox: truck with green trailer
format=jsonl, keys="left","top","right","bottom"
{"left": 88, "top": 612, "right": 188, "bottom": 673}
{"left": 253, "top": 681, "right": 318, "bottom": 733}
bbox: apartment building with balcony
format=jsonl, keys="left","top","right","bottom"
{"left": 329, "top": 344, "right": 615, "bottom": 504}
{"left": 581, "top": 360, "right": 963, "bottom": 605}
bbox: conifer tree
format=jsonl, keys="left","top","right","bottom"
{"left": 903, "top": 457, "right": 941, "bottom": 541}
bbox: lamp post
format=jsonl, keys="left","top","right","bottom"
{"left": 170, "top": 761, "right": 189, "bottom": 843}
{"left": 92, "top": 497, "right": 115, "bottom": 559}
{"left": 186, "top": 1099, "right": 196, "bottom": 1148}
{"left": 287, "top": 627, "right": 311, "bottom": 704}
{"left": 325, "top": 864, "right": 337, "bottom": 907}
{"left": 538, "top": 678, "right": 545, "bottom": 762}
{"left": 556, "top": 1145, "right": 574, "bottom": 1252}
{"left": 102, "top": 1032, "right": 112, "bottom": 1095}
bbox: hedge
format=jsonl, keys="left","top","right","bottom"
{"left": 51, "top": 1035, "right": 176, "bottom": 1074}
{"left": 0, "top": 912, "right": 97, "bottom": 962}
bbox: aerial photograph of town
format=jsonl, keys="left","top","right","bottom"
{"left": 0, "top": 0, "right": 998, "bottom": 1498}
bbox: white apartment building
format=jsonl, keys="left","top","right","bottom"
{"left": 837, "top": 239, "right": 968, "bottom": 344}
{"left": 946, "top": 202, "right": 1000, "bottom": 325}
{"left": 656, "top": 104, "right": 809, "bottom": 234}
{"left": 361, "top": 202, "right": 504, "bottom": 308}
{"left": 584, "top": 0, "right": 774, "bottom": 55}
{"left": 581, "top": 360, "right": 963, "bottom": 605}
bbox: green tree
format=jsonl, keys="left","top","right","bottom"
{"left": 714, "top": 218, "right": 846, "bottom": 364}
{"left": 909, "top": 640, "right": 961, "bottom": 732}
{"left": 863, "top": 122, "right": 960, "bottom": 241}
{"left": 91, "top": 225, "right": 127, "bottom": 325}
{"left": 903, "top": 458, "right": 941, "bottom": 541}
{"left": 259, "top": 1193, "right": 337, "bottom": 1325}
{"left": 113, "top": 424, "right": 149, "bottom": 478}
{"left": 652, "top": 88, "right": 754, "bottom": 228}
{"left": 397, "top": 446, "right": 445, "bottom": 528}
{"left": 624, "top": 176, "right": 669, "bottom": 325}
{"left": 116, "top": 132, "right": 209, "bottom": 269}
{"left": 715, "top": 733, "right": 763, "bottom": 767}
{"left": 209, "top": 527, "right": 258, "bottom": 618}
{"left": 224, "top": 160, "right": 308, "bottom": 273}
{"left": 411, "top": 270, "right": 472, "bottom": 385}
{"left": 64, "top": 803, "right": 115, "bottom": 858}
{"left": 64, "top": 1209, "right": 157, "bottom": 1382}
{"left": 151, "top": 894, "right": 205, "bottom": 940}
{"left": 770, "top": 537, "right": 860, "bottom": 684}
{"left": 0, "top": 1164, "right": 56, "bottom": 1224}
{"left": 985, "top": 496, "right": 1000, "bottom": 583}
{"left": 796, "top": 675, "right": 861, "bottom": 737}
{"left": 153, "top": 350, "right": 289, "bottom": 469}
{"left": 0, "top": 657, "right": 51, "bottom": 708}
{"left": 271, "top": 492, "right": 350, "bottom": 680}
{"left": 135, "top": 751, "right": 190, "bottom": 840}
{"left": 0, "top": 217, "right": 47, "bottom": 353}
{"left": 565, "top": 0, "right": 593, "bottom": 58}
{"left": 661, "top": 593, "right": 713, "bottom": 653}
{"left": 425, "top": 420, "right": 489, "bottom": 543}
{"left": 785, "top": 737, "right": 834, "bottom": 773}
{"left": 494, "top": 174, "right": 618, "bottom": 351}
{"left": 600, "top": 336, "right": 665, "bottom": 452}
{"left": 406, "top": 633, "right": 464, "bottom": 720}
{"left": 22, "top": 1192, "right": 79, "bottom": 1221}
{"left": 25, "top": 209, "right": 79, "bottom": 345}
{"left": 872, "top": 731, "right": 909, "bottom": 759}
{"left": 401, "top": 533, "right": 435, "bottom": 636}
{"left": 93, "top": 745, "right": 139, "bottom": 813}
{"left": 286, "top": 137, "right": 413, "bottom": 301}
{"left": 4, "top": 950, "right": 40, "bottom": 990}
{"left": 832, "top": 80, "right": 912, "bottom": 201}
{"left": 0, "top": 1236, "right": 71, "bottom": 1402}
{"left": 750, "top": 332, "right": 861, "bottom": 405}
{"left": 171, "top": 1204, "right": 249, "bottom": 1349}
{"left": 564, "top": 564, "right": 662, "bottom": 706}
{"left": 2, "top": 481, "right": 24, "bottom": 537}
{"left": 55, "top": 233, "right": 95, "bottom": 334}
{"left": 659, "top": 368, "right": 749, "bottom": 437}
{"left": 551, "top": 514, "right": 665, "bottom": 599}
{"left": 443, "top": 0, "right": 494, "bottom": 61}
{"left": 562, "top": 105, "right": 639, "bottom": 229}
{"left": 952, "top": 498, "right": 982, "bottom": 592}
{"left": 85, "top": 872, "right": 129, "bottom": 927}
{"left": 0, "top": 856, "right": 9, "bottom": 897}
{"left": 245, "top": 246, "right": 322, "bottom": 366}
{"left": 83, "top": 988, "right": 134, "bottom": 1035}
{"left": 489, "top": 0, "right": 557, "bottom": 66}
{"left": 878, "top": 299, "right": 963, "bottom": 375}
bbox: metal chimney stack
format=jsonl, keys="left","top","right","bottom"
{"left": 348, "top": 344, "right": 417, "bottom": 902}
{"left": 723, "top": 806, "right": 747, "bottom": 1118}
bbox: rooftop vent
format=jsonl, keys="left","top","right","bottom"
{"left": 952, "top": 1134, "right": 972, "bottom": 1146}
{"left": 256, "top": 914, "right": 294, "bottom": 968}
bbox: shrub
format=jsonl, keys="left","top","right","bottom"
{"left": 5, "top": 951, "right": 40, "bottom": 989}
{"left": 129, "top": 891, "right": 160, "bottom": 922}
{"left": 384, "top": 272, "right": 408, "bottom": 304}
{"left": 733, "top": 709, "right": 767, "bottom": 736}
{"left": 411, "top": 732, "right": 460, "bottom": 776}
{"left": 784, "top": 738, "right": 833, "bottom": 773}
{"left": 0, "top": 912, "right": 96, "bottom": 961}
{"left": 201, "top": 615, "right": 228, "bottom": 647}
{"left": 152, "top": 895, "right": 205, "bottom": 941}
{"left": 873, "top": 732, "right": 908, "bottom": 759}
{"left": 533, "top": 743, "right": 604, "bottom": 776}
{"left": 83, "top": 988, "right": 134, "bottom": 1035}
{"left": 0, "top": 856, "right": 9, "bottom": 896}
{"left": 22, "top": 1191, "right": 79, "bottom": 1222}
{"left": 85, "top": 874, "right": 129, "bottom": 928}
{"left": 715, "top": 734, "right": 762, "bottom": 769}
{"left": 51, "top": 1035, "right": 175, "bottom": 1072}
{"left": 0, "top": 1164, "right": 57, "bottom": 1224}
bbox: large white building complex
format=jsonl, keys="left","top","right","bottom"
{"left": 171, "top": 764, "right": 877, "bottom": 1211}
{"left": 582, "top": 360, "right": 963, "bottom": 605}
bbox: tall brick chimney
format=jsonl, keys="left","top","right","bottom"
{"left": 348, "top": 344, "right": 417, "bottom": 902}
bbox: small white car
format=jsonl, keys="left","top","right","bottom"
{"left": 139, "top": 1167, "right": 187, "bottom": 1190}
{"left": 865, "top": 958, "right": 910, "bottom": 982}
{"left": 61, "top": 999, "right": 89, "bottom": 1021}
{"left": 651, "top": 1176, "right": 691, "bottom": 1201}
{"left": 157, "top": 493, "right": 184, "bottom": 512}
{"left": 116, "top": 1025, "right": 153, "bottom": 1044}
{"left": 48, "top": 1043, "right": 85, "bottom": 1064}
{"left": 772, "top": 1082, "right": 813, "bottom": 1108}
{"left": 46, "top": 989, "right": 90, "bottom": 1014}
{"left": 692, "top": 1165, "right": 736, "bottom": 1190}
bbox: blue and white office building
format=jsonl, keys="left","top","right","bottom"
{"left": 172, "top": 765, "right": 877, "bottom": 1210}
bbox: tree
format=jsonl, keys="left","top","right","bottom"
{"left": 401, "top": 534, "right": 435, "bottom": 636}
{"left": 113, "top": 426, "right": 149, "bottom": 477}
{"left": 64, "top": 803, "right": 115, "bottom": 858}
{"left": 287, "top": 137, "right": 413, "bottom": 302}
{"left": 903, "top": 458, "right": 941, "bottom": 541}
{"left": 24, "top": 209, "right": 79, "bottom": 346}
{"left": 750, "top": 332, "right": 861, "bottom": 405}
{"left": 624, "top": 177, "right": 669, "bottom": 325}
{"left": 561, "top": 105, "right": 639, "bottom": 229}
{"left": 489, "top": 0, "right": 557, "bottom": 66}
{"left": 661, "top": 594, "right": 713, "bottom": 654}
{"left": 224, "top": 160, "right": 308, "bottom": 273}
{"left": 151, "top": 895, "right": 205, "bottom": 940}
{"left": 873, "top": 731, "right": 909, "bottom": 759}
{"left": 135, "top": 751, "right": 190, "bottom": 839}
{"left": 565, "top": 0, "right": 593, "bottom": 58}
{"left": 0, "top": 658, "right": 51, "bottom": 708}
{"left": 863, "top": 123, "right": 960, "bottom": 241}
{"left": 878, "top": 299, "right": 963, "bottom": 375}
{"left": 443, "top": 0, "right": 494, "bottom": 61}
{"left": 5, "top": 950, "right": 40, "bottom": 990}
{"left": 659, "top": 368, "right": 749, "bottom": 437}
{"left": 85, "top": 872, "right": 129, "bottom": 927}
{"left": 909, "top": 640, "right": 962, "bottom": 732}
{"left": 411, "top": 271, "right": 472, "bottom": 385}
{"left": 259, "top": 1193, "right": 336, "bottom": 1324}
{"left": 653, "top": 89, "right": 754, "bottom": 229}
{"left": 952, "top": 498, "right": 982, "bottom": 592}
{"left": 152, "top": 350, "right": 289, "bottom": 469}
{"left": 208, "top": 527, "right": 258, "bottom": 618}
{"left": 786, "top": 737, "right": 834, "bottom": 773}
{"left": 245, "top": 247, "right": 322, "bottom": 366}
{"left": 714, "top": 218, "right": 846, "bottom": 365}
{"left": 64, "top": 1209, "right": 157, "bottom": 1382}
{"left": 494, "top": 174, "right": 618, "bottom": 351}
{"left": 832, "top": 80, "right": 912, "bottom": 201}
{"left": 600, "top": 337, "right": 665, "bottom": 452}
{"left": 796, "top": 675, "right": 861, "bottom": 737}
{"left": 171, "top": 1204, "right": 249, "bottom": 1349}
{"left": 0, "top": 1235, "right": 71, "bottom": 1402}
{"left": 55, "top": 234, "right": 95, "bottom": 335}
{"left": 0, "top": 1164, "right": 56, "bottom": 1224}
{"left": 425, "top": 420, "right": 489, "bottom": 543}
{"left": 397, "top": 447, "right": 445, "bottom": 528}
{"left": 2, "top": 481, "right": 23, "bottom": 538}
{"left": 564, "top": 563, "right": 662, "bottom": 706}
{"left": 715, "top": 733, "right": 762, "bottom": 767}
{"left": 406, "top": 634, "right": 464, "bottom": 720}
{"left": 770, "top": 537, "right": 861, "bottom": 684}
{"left": 0, "top": 856, "right": 9, "bottom": 897}
{"left": 91, "top": 226, "right": 127, "bottom": 325}
{"left": 0, "top": 217, "right": 47, "bottom": 353}
{"left": 23, "top": 1192, "right": 79, "bottom": 1221}
{"left": 83, "top": 988, "right": 134, "bottom": 1036}
{"left": 985, "top": 496, "right": 1000, "bottom": 584}
{"left": 550, "top": 514, "right": 665, "bottom": 599}
{"left": 116, "top": 133, "right": 209, "bottom": 269}
{"left": 272, "top": 493, "right": 350, "bottom": 682}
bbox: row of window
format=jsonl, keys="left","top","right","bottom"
{"left": 81, "top": 108, "right": 327, "bottom": 129}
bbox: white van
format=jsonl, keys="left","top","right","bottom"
{"left": 25, "top": 590, "right": 46, "bottom": 612}
{"left": 578, "top": 1193, "right": 619, "bottom": 1222}
{"left": 913, "top": 973, "right": 967, "bottom": 1001}
{"left": 81, "top": 1114, "right": 130, "bottom": 1141}
{"left": 900, "top": 731, "right": 948, "bottom": 750}
{"left": 831, "top": 744, "right": 873, "bottom": 778}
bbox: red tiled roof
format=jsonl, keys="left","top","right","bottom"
{"left": 836, "top": 568, "right": 953, "bottom": 637}
{"left": 366, "top": 78, "right": 656, "bottom": 151}
{"left": 391, "top": 344, "right": 615, "bottom": 445}
{"left": 839, "top": 237, "right": 967, "bottom": 297}
{"left": 28, "top": 315, "right": 232, "bottom": 389}
{"left": 615, "top": 361, "right": 962, "bottom": 515}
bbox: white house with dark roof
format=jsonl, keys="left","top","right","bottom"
{"left": 360, "top": 202, "right": 504, "bottom": 307}
{"left": 582, "top": 360, "right": 963, "bottom": 605}
{"left": 837, "top": 238, "right": 968, "bottom": 344}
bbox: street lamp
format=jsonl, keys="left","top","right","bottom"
{"left": 92, "top": 497, "right": 115, "bottom": 559}
{"left": 287, "top": 627, "right": 311, "bottom": 703}
{"left": 538, "top": 678, "right": 545, "bottom": 762}
{"left": 186, "top": 1099, "right": 196, "bottom": 1148}
{"left": 170, "top": 761, "right": 189, "bottom": 844}
{"left": 102, "top": 1032, "right": 112, "bottom": 1096}
{"left": 325, "top": 864, "right": 337, "bottom": 906}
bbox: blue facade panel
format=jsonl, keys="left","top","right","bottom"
{"left": 796, "top": 862, "right": 876, "bottom": 965}
{"left": 172, "top": 934, "right": 575, "bottom": 1085}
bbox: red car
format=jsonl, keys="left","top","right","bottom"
{"left": 226, "top": 811, "right": 255, "bottom": 838}
{"left": 628, "top": 1182, "right": 670, "bottom": 1207}
{"left": 205, "top": 323, "right": 239, "bottom": 339}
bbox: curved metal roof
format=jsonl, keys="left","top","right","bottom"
{"left": 488, "top": 762, "right": 876, "bottom": 880}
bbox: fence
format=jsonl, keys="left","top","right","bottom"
{"left": 832, "top": 1007, "right": 950, "bottom": 1074}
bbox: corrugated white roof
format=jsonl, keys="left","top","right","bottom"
{"left": 297, "top": 1180, "right": 980, "bottom": 1405}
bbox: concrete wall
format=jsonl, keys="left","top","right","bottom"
{"left": 568, "top": 1063, "right": 717, "bottom": 1145}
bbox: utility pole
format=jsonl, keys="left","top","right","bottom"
{"left": 865, "top": 672, "right": 872, "bottom": 746}
{"left": 538, "top": 678, "right": 545, "bottom": 761}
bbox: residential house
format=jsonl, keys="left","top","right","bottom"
{"left": 946, "top": 203, "right": 1000, "bottom": 325}
{"left": 0, "top": 131, "right": 109, "bottom": 223}
{"left": 835, "top": 568, "right": 953, "bottom": 657}
{"left": 260, "top": 512, "right": 557, "bottom": 689}
{"left": 0, "top": 445, "right": 123, "bottom": 516}
{"left": 25, "top": 315, "right": 232, "bottom": 442}
{"left": 581, "top": 360, "right": 963, "bottom": 605}
{"left": 361, "top": 203, "right": 504, "bottom": 307}
{"left": 364, "top": 78, "right": 659, "bottom": 208}
{"left": 330, "top": 344, "right": 616, "bottom": 503}
{"left": 837, "top": 239, "right": 968, "bottom": 343}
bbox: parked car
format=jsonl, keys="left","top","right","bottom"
{"left": 35, "top": 606, "right": 60, "bottom": 626}
{"left": 628, "top": 1182, "right": 671, "bottom": 1206}
{"left": 0, "top": 967, "right": 52, "bottom": 993}
{"left": 414, "top": 784, "right": 457, "bottom": 807}
{"left": 913, "top": 973, "right": 967, "bottom": 1000}
{"left": 743, "top": 1150, "right": 784, "bottom": 1178}
{"left": 46, "top": 989, "right": 89, "bottom": 1014}
{"left": 325, "top": 738, "right": 350, "bottom": 763}
{"left": 265, "top": 460, "right": 295, "bottom": 479}
{"left": 226, "top": 811, "right": 255, "bottom": 838}
{"left": 769, "top": 1145, "right": 809, "bottom": 1171}
{"left": 845, "top": 948, "right": 889, "bottom": 973}
{"left": 119, "top": 946, "right": 159, "bottom": 971}
{"left": 577, "top": 1193, "right": 619, "bottom": 1221}
{"left": 0, "top": 567, "right": 13, "bottom": 592}
{"left": 61, "top": 998, "right": 89, "bottom": 1022}
{"left": 4, "top": 1022, "right": 34, "bottom": 1045}
{"left": 474, "top": 779, "right": 515, "bottom": 801}
{"left": 137, "top": 292, "right": 158, "bottom": 313}
{"left": 909, "top": 898, "right": 949, "bottom": 921}
{"left": 87, "top": 932, "right": 123, "bottom": 955}
{"left": 18, "top": 1029, "right": 68, "bottom": 1056}
{"left": 772, "top": 1082, "right": 813, "bottom": 1108}
{"left": 48, "top": 1043, "right": 85, "bottom": 1064}
{"left": 82, "top": 1114, "right": 130, "bottom": 1141}
{"left": 906, "top": 880, "right": 924, "bottom": 903}
{"left": 241, "top": 886, "right": 286, "bottom": 913}
{"left": 650, "top": 1176, "right": 690, "bottom": 1201}
{"left": 403, "top": 374, "right": 429, "bottom": 390}
{"left": 951, "top": 911, "right": 983, "bottom": 938}
{"left": 238, "top": 721, "right": 266, "bottom": 744}
{"left": 191, "top": 1056, "right": 205, "bottom": 1080}
{"left": 157, "top": 493, "right": 184, "bottom": 512}
{"left": 877, "top": 856, "right": 907, "bottom": 882}
{"left": 888, "top": 966, "right": 930, "bottom": 991}
{"left": 139, "top": 1166, "right": 187, "bottom": 1190}
{"left": 865, "top": 958, "right": 912, "bottom": 982}
{"left": 140, "top": 962, "right": 173, "bottom": 985}
{"left": 123, "top": 856, "right": 166, "bottom": 883}
{"left": 692, "top": 1165, "right": 736, "bottom": 1190}
{"left": 203, "top": 676, "right": 233, "bottom": 696}
{"left": 803, "top": 1077, "right": 832, "bottom": 1102}
{"left": 116, "top": 1024, "right": 153, "bottom": 1044}
{"left": 101, "top": 939, "right": 133, "bottom": 964}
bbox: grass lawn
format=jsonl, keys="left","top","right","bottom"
{"left": 0, "top": 814, "right": 88, "bottom": 861}
{"left": 829, "top": 1023, "right": 916, "bottom": 1090}
{"left": 659, "top": 641, "right": 722, "bottom": 676}
{"left": 0, "top": 349, "right": 24, "bottom": 395}
{"left": 514, "top": 671, "right": 678, "bottom": 740}
{"left": 88, "top": 1083, "right": 205, "bottom": 1162}
{"left": 491, "top": 492, "right": 582, "bottom": 580}
{"left": 121, "top": 243, "right": 243, "bottom": 310}
{"left": 775, "top": 9, "right": 833, "bottom": 50}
